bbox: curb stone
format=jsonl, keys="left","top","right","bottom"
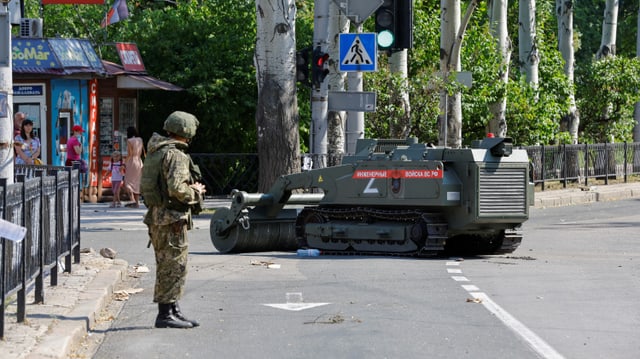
{"left": 0, "top": 250, "right": 128, "bottom": 359}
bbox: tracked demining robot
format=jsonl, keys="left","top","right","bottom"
{"left": 210, "top": 136, "right": 534, "bottom": 256}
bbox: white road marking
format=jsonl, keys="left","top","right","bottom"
{"left": 470, "top": 292, "right": 565, "bottom": 359}
{"left": 461, "top": 284, "right": 479, "bottom": 291}
{"left": 446, "top": 261, "right": 461, "bottom": 266}
{"left": 451, "top": 276, "right": 469, "bottom": 282}
{"left": 263, "top": 303, "right": 331, "bottom": 311}
{"left": 447, "top": 268, "right": 462, "bottom": 274}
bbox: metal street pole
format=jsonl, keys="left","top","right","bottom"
{"left": 0, "top": 3, "right": 14, "bottom": 183}
{"left": 311, "top": 0, "right": 330, "bottom": 168}
{"left": 345, "top": 23, "right": 364, "bottom": 155}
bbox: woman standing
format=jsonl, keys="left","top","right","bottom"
{"left": 14, "top": 119, "right": 41, "bottom": 165}
{"left": 124, "top": 126, "right": 144, "bottom": 208}
{"left": 65, "top": 125, "right": 84, "bottom": 167}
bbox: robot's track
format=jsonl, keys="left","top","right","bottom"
{"left": 295, "top": 207, "right": 523, "bottom": 256}
{"left": 295, "top": 207, "right": 449, "bottom": 257}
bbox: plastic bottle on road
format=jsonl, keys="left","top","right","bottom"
{"left": 297, "top": 248, "right": 321, "bottom": 257}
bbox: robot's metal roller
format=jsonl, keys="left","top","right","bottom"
{"left": 210, "top": 189, "right": 324, "bottom": 253}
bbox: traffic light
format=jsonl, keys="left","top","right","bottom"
{"left": 375, "top": 0, "right": 413, "bottom": 51}
{"left": 395, "top": 0, "right": 413, "bottom": 50}
{"left": 296, "top": 46, "right": 311, "bottom": 87}
{"left": 312, "top": 46, "right": 329, "bottom": 88}
{"left": 375, "top": 0, "right": 396, "bottom": 50}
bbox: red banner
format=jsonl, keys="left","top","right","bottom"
{"left": 42, "top": 0, "right": 104, "bottom": 4}
{"left": 352, "top": 169, "right": 443, "bottom": 179}
{"left": 88, "top": 79, "right": 99, "bottom": 187}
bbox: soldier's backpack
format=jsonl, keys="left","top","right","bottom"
{"left": 140, "top": 144, "right": 204, "bottom": 214}
{"left": 140, "top": 145, "right": 172, "bottom": 207}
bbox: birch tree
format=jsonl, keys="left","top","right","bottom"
{"left": 488, "top": 0, "right": 510, "bottom": 138}
{"left": 255, "top": 0, "right": 301, "bottom": 191}
{"left": 438, "top": 0, "right": 478, "bottom": 147}
{"left": 634, "top": 2, "right": 640, "bottom": 141}
{"left": 439, "top": 0, "right": 461, "bottom": 147}
{"left": 389, "top": 50, "right": 411, "bottom": 138}
{"left": 556, "top": 0, "right": 579, "bottom": 143}
{"left": 519, "top": 0, "right": 538, "bottom": 86}
{"left": 326, "top": 2, "right": 349, "bottom": 164}
{"left": 595, "top": 0, "right": 618, "bottom": 144}
{"left": 596, "top": 0, "right": 618, "bottom": 59}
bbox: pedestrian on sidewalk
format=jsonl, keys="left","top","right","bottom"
{"left": 124, "top": 126, "right": 144, "bottom": 208}
{"left": 110, "top": 151, "right": 124, "bottom": 208}
{"left": 141, "top": 111, "right": 206, "bottom": 329}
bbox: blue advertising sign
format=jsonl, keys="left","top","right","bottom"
{"left": 12, "top": 39, "right": 61, "bottom": 69}
{"left": 14, "top": 85, "right": 44, "bottom": 96}
{"left": 49, "top": 38, "right": 91, "bottom": 68}
{"left": 339, "top": 33, "right": 377, "bottom": 72}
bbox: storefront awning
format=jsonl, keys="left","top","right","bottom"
{"left": 102, "top": 60, "right": 183, "bottom": 91}
{"left": 12, "top": 38, "right": 106, "bottom": 76}
{"left": 117, "top": 75, "right": 183, "bottom": 91}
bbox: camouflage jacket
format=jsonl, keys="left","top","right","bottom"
{"left": 143, "top": 132, "right": 202, "bottom": 229}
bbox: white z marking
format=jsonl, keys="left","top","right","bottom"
{"left": 363, "top": 178, "right": 379, "bottom": 194}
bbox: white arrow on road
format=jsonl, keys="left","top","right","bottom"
{"left": 263, "top": 303, "right": 331, "bottom": 311}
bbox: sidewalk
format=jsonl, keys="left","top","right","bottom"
{"left": 1, "top": 184, "right": 640, "bottom": 358}
{"left": 533, "top": 182, "right": 640, "bottom": 208}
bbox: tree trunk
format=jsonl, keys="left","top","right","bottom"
{"left": 518, "top": 0, "right": 538, "bottom": 87}
{"left": 488, "top": 0, "right": 510, "bottom": 138}
{"left": 556, "top": 0, "right": 579, "bottom": 144}
{"left": 633, "top": 2, "right": 640, "bottom": 142}
{"left": 439, "top": 0, "right": 477, "bottom": 148}
{"left": 439, "top": 0, "right": 461, "bottom": 148}
{"left": 254, "top": 0, "right": 300, "bottom": 191}
{"left": 389, "top": 49, "right": 411, "bottom": 138}
{"left": 326, "top": 2, "right": 349, "bottom": 165}
{"left": 596, "top": 0, "right": 618, "bottom": 59}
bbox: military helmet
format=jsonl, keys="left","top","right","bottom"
{"left": 163, "top": 111, "right": 199, "bottom": 139}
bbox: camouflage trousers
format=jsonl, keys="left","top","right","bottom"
{"left": 148, "top": 220, "right": 189, "bottom": 303}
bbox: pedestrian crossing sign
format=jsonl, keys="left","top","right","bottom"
{"left": 339, "top": 33, "right": 377, "bottom": 72}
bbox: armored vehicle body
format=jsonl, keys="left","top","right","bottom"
{"left": 210, "top": 136, "right": 533, "bottom": 256}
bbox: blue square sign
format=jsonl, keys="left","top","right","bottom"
{"left": 339, "top": 33, "right": 377, "bottom": 72}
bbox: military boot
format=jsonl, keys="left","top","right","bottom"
{"left": 172, "top": 302, "right": 200, "bottom": 327}
{"left": 155, "top": 303, "right": 193, "bottom": 329}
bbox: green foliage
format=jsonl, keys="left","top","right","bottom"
{"left": 27, "top": 0, "right": 258, "bottom": 153}
{"left": 18, "top": 0, "right": 640, "bottom": 153}
{"left": 120, "top": 1, "right": 258, "bottom": 153}
{"left": 576, "top": 56, "right": 640, "bottom": 143}
{"left": 364, "top": 1, "right": 441, "bottom": 143}
{"left": 295, "top": 1, "right": 315, "bottom": 153}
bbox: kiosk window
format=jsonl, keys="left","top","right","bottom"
{"left": 118, "top": 98, "right": 136, "bottom": 155}
{"left": 99, "top": 98, "right": 114, "bottom": 155}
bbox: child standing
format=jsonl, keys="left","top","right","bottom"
{"left": 110, "top": 151, "right": 125, "bottom": 208}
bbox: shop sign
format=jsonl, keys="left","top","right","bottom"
{"left": 12, "top": 39, "right": 61, "bottom": 69}
{"left": 116, "top": 42, "right": 146, "bottom": 72}
{"left": 49, "top": 38, "right": 93, "bottom": 68}
{"left": 13, "top": 85, "right": 44, "bottom": 96}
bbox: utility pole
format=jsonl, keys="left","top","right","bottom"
{"left": 0, "top": 1, "right": 14, "bottom": 183}
{"left": 310, "top": 0, "right": 330, "bottom": 168}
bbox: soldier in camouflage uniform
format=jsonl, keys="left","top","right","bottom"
{"left": 142, "top": 111, "right": 206, "bottom": 329}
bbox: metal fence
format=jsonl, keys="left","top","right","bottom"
{"left": 0, "top": 165, "right": 81, "bottom": 339}
{"left": 192, "top": 142, "right": 640, "bottom": 196}
{"left": 522, "top": 142, "right": 640, "bottom": 190}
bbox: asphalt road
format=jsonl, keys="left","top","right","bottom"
{"left": 82, "top": 199, "right": 640, "bottom": 359}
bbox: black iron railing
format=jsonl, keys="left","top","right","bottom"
{"left": 1, "top": 165, "right": 80, "bottom": 339}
